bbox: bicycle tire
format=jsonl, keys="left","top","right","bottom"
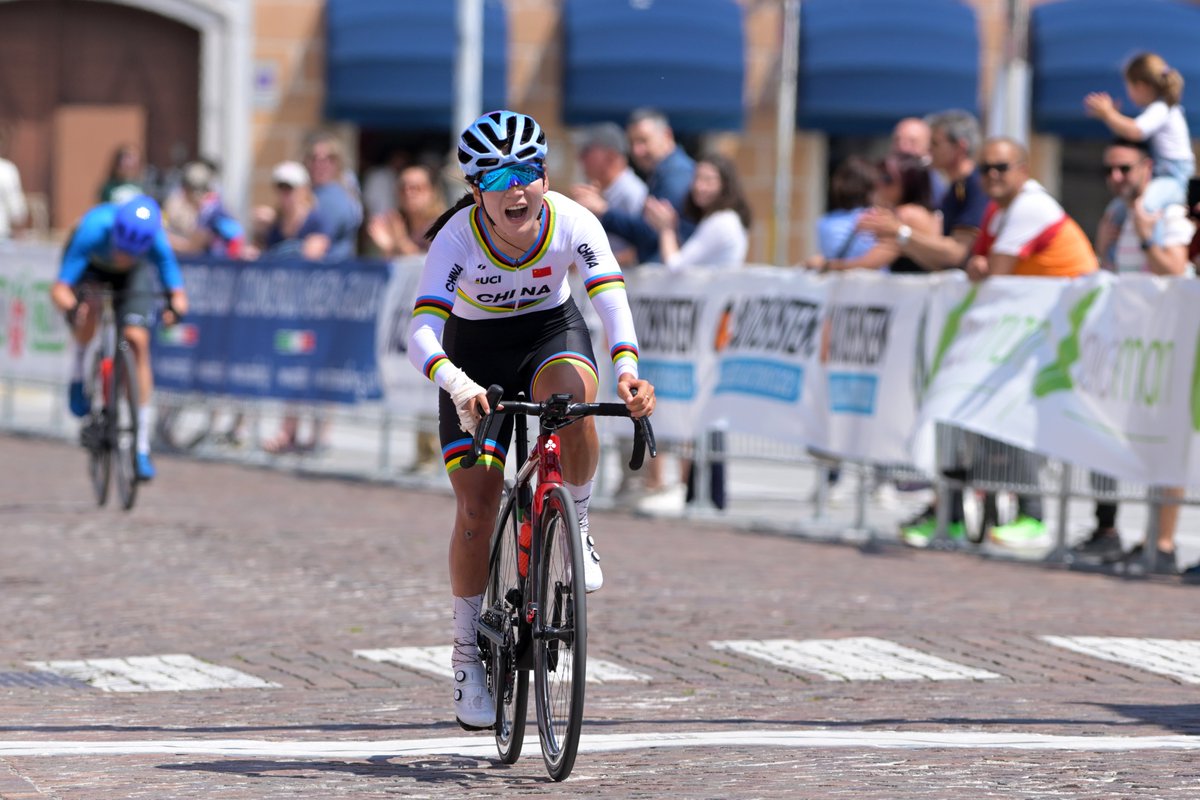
{"left": 483, "top": 484, "right": 528, "bottom": 764}
{"left": 533, "top": 484, "right": 586, "bottom": 782}
{"left": 86, "top": 354, "right": 111, "bottom": 507}
{"left": 113, "top": 345, "right": 140, "bottom": 510}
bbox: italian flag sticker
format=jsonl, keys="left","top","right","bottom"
{"left": 274, "top": 329, "right": 316, "bottom": 354}
{"left": 158, "top": 323, "right": 199, "bottom": 347}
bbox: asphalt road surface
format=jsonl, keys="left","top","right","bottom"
{"left": 1, "top": 433, "right": 1197, "bottom": 799}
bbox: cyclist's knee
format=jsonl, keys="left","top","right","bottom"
{"left": 123, "top": 325, "right": 150, "bottom": 351}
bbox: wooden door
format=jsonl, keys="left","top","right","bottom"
{"left": 53, "top": 105, "right": 145, "bottom": 228}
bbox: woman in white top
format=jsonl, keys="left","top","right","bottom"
{"left": 644, "top": 154, "right": 751, "bottom": 270}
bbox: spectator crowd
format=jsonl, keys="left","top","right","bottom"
{"left": 5, "top": 48, "right": 1198, "bottom": 580}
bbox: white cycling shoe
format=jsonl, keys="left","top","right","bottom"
{"left": 453, "top": 662, "right": 495, "bottom": 731}
{"left": 581, "top": 529, "right": 604, "bottom": 593}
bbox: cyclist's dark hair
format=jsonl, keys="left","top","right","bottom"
{"left": 879, "top": 154, "right": 934, "bottom": 211}
{"left": 425, "top": 191, "right": 476, "bottom": 241}
{"left": 828, "top": 155, "right": 878, "bottom": 211}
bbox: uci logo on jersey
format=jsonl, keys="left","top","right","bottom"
{"left": 475, "top": 275, "right": 501, "bottom": 285}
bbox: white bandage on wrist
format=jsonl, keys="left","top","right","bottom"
{"left": 440, "top": 363, "right": 486, "bottom": 435}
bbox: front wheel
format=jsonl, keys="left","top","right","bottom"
{"left": 533, "top": 485, "right": 587, "bottom": 782}
{"left": 483, "top": 484, "right": 528, "bottom": 764}
{"left": 85, "top": 354, "right": 111, "bottom": 506}
{"left": 112, "top": 344, "right": 140, "bottom": 510}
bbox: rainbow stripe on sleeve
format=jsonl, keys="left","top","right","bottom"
{"left": 423, "top": 354, "right": 450, "bottom": 381}
{"left": 443, "top": 437, "right": 507, "bottom": 473}
{"left": 413, "top": 295, "right": 453, "bottom": 320}
{"left": 610, "top": 342, "right": 639, "bottom": 368}
{"left": 585, "top": 272, "right": 625, "bottom": 298}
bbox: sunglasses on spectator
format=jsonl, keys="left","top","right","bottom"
{"left": 474, "top": 163, "right": 545, "bottom": 193}
{"left": 1101, "top": 163, "right": 1138, "bottom": 176}
{"left": 274, "top": 182, "right": 297, "bottom": 191}
{"left": 980, "top": 162, "right": 1014, "bottom": 175}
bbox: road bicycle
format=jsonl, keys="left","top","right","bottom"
{"left": 462, "top": 385, "right": 655, "bottom": 781}
{"left": 76, "top": 287, "right": 172, "bottom": 510}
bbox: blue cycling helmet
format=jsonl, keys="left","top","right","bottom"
{"left": 458, "top": 110, "right": 547, "bottom": 180}
{"left": 112, "top": 195, "right": 162, "bottom": 255}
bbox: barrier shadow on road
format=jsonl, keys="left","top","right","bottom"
{"left": 0, "top": 721, "right": 468, "bottom": 735}
{"left": 1089, "top": 703, "right": 1200, "bottom": 735}
{"left": 158, "top": 757, "right": 543, "bottom": 785}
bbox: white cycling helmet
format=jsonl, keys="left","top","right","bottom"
{"left": 458, "top": 110, "right": 547, "bottom": 180}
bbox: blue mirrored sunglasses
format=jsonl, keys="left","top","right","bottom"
{"left": 475, "top": 163, "right": 544, "bottom": 193}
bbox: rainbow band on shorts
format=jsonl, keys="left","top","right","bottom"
{"left": 610, "top": 342, "right": 639, "bottom": 370}
{"left": 531, "top": 351, "right": 599, "bottom": 395}
{"left": 443, "top": 437, "right": 507, "bottom": 474}
{"left": 413, "top": 296, "right": 453, "bottom": 320}
{"left": 584, "top": 271, "right": 625, "bottom": 299}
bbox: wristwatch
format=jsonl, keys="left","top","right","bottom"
{"left": 896, "top": 224, "right": 913, "bottom": 246}
{"left": 1140, "top": 239, "right": 1152, "bottom": 251}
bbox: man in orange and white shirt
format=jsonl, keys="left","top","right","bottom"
{"left": 967, "top": 137, "right": 1098, "bottom": 280}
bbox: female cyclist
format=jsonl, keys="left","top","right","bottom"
{"left": 406, "top": 110, "right": 655, "bottom": 730}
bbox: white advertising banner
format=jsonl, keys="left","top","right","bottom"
{"left": 376, "top": 257, "right": 439, "bottom": 417}
{"left": 911, "top": 272, "right": 1200, "bottom": 486}
{"left": 820, "top": 271, "right": 934, "bottom": 464}
{"left": 697, "top": 267, "right": 828, "bottom": 446}
{"left": 623, "top": 267, "right": 725, "bottom": 442}
{"left": 0, "top": 242, "right": 72, "bottom": 382}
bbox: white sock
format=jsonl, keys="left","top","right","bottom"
{"left": 137, "top": 405, "right": 154, "bottom": 455}
{"left": 566, "top": 479, "right": 593, "bottom": 538}
{"left": 451, "top": 594, "right": 483, "bottom": 668}
{"left": 71, "top": 345, "right": 86, "bottom": 382}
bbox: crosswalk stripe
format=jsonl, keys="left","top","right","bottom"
{"left": 354, "top": 645, "right": 651, "bottom": 683}
{"left": 710, "top": 637, "right": 1003, "bottom": 681}
{"left": 25, "top": 655, "right": 280, "bottom": 692}
{"left": 1041, "top": 636, "right": 1200, "bottom": 683}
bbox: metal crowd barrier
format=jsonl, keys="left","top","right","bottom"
{"left": 2, "top": 376, "right": 1195, "bottom": 571}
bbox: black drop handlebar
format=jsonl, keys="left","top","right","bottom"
{"left": 461, "top": 384, "right": 657, "bottom": 471}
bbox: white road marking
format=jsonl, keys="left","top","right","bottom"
{"left": 710, "top": 637, "right": 1002, "bottom": 681}
{"left": 354, "top": 645, "right": 651, "bottom": 683}
{"left": 1041, "top": 636, "right": 1200, "bottom": 683}
{"left": 0, "top": 729, "right": 1198, "bottom": 758}
{"left": 25, "top": 655, "right": 279, "bottom": 692}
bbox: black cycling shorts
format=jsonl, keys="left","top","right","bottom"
{"left": 438, "top": 298, "right": 598, "bottom": 472}
{"left": 76, "top": 264, "right": 157, "bottom": 328}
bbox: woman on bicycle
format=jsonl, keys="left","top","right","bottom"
{"left": 49, "top": 194, "right": 188, "bottom": 481}
{"left": 407, "top": 109, "right": 655, "bottom": 730}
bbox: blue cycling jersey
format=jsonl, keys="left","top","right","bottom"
{"left": 57, "top": 203, "right": 184, "bottom": 290}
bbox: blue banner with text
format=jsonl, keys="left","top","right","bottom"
{"left": 151, "top": 257, "right": 387, "bottom": 404}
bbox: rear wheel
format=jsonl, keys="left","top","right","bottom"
{"left": 533, "top": 485, "right": 587, "bottom": 782}
{"left": 483, "top": 486, "right": 528, "bottom": 764}
{"left": 86, "top": 354, "right": 111, "bottom": 506}
{"left": 112, "top": 345, "right": 140, "bottom": 510}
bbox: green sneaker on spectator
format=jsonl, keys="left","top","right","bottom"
{"left": 989, "top": 515, "right": 1049, "bottom": 548}
{"left": 901, "top": 516, "right": 965, "bottom": 548}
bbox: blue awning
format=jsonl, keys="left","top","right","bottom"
{"left": 799, "top": 0, "right": 979, "bottom": 135}
{"left": 325, "top": 0, "right": 507, "bottom": 130}
{"left": 1031, "top": 0, "right": 1200, "bottom": 138}
{"left": 562, "top": 0, "right": 745, "bottom": 133}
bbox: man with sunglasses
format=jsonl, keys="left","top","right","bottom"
{"left": 1072, "top": 138, "right": 1194, "bottom": 577}
{"left": 962, "top": 137, "right": 1097, "bottom": 549}
{"left": 967, "top": 137, "right": 1096, "bottom": 281}
{"left": 406, "top": 110, "right": 656, "bottom": 731}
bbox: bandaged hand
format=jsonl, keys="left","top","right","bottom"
{"left": 440, "top": 363, "right": 487, "bottom": 435}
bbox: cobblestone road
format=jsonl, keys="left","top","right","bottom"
{"left": 1, "top": 434, "right": 1197, "bottom": 798}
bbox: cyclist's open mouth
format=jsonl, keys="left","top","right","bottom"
{"left": 504, "top": 202, "right": 530, "bottom": 223}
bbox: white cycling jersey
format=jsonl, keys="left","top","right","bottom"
{"left": 407, "top": 190, "right": 640, "bottom": 390}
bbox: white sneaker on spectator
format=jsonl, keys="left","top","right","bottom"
{"left": 453, "top": 662, "right": 494, "bottom": 731}
{"left": 636, "top": 484, "right": 686, "bottom": 515}
{"left": 871, "top": 482, "right": 901, "bottom": 510}
{"left": 827, "top": 479, "right": 859, "bottom": 507}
